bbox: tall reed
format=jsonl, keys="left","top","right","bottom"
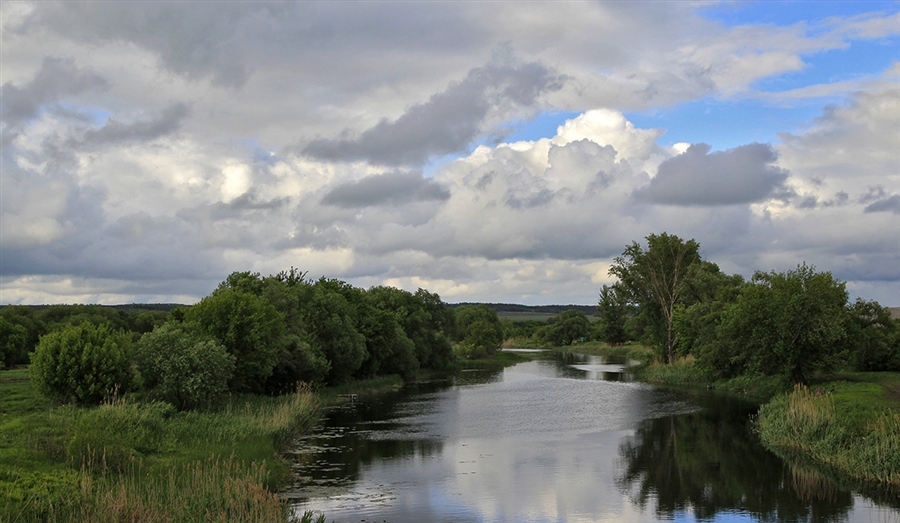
{"left": 2, "top": 384, "right": 321, "bottom": 522}
{"left": 757, "top": 384, "right": 899, "bottom": 489}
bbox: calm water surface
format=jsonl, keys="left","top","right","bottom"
{"left": 282, "top": 351, "right": 900, "bottom": 523}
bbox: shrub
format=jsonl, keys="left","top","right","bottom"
{"left": 185, "top": 289, "right": 285, "bottom": 393}
{"left": 455, "top": 305, "right": 503, "bottom": 358}
{"left": 29, "top": 322, "right": 134, "bottom": 404}
{"left": 135, "top": 322, "right": 236, "bottom": 410}
{"left": 0, "top": 316, "right": 28, "bottom": 369}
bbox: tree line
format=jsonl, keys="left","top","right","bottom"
{"left": 4, "top": 269, "right": 505, "bottom": 410}
{"left": 596, "top": 232, "right": 899, "bottom": 383}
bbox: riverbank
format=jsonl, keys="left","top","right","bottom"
{"left": 0, "top": 366, "right": 327, "bottom": 523}
{"left": 533, "top": 343, "right": 900, "bottom": 493}
{"left": 756, "top": 373, "right": 900, "bottom": 493}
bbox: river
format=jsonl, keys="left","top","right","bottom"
{"left": 281, "top": 351, "right": 900, "bottom": 523}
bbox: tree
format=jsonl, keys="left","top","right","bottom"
{"left": 0, "top": 306, "right": 44, "bottom": 362}
{"left": 713, "top": 264, "right": 848, "bottom": 383}
{"left": 454, "top": 304, "right": 503, "bottom": 359}
{"left": 184, "top": 288, "right": 285, "bottom": 393}
{"left": 671, "top": 262, "right": 744, "bottom": 370}
{"left": 29, "top": 322, "right": 134, "bottom": 404}
{"left": 355, "top": 304, "right": 419, "bottom": 381}
{"left": 609, "top": 233, "right": 702, "bottom": 363}
{"left": 0, "top": 316, "right": 28, "bottom": 369}
{"left": 135, "top": 322, "right": 235, "bottom": 410}
{"left": 303, "top": 280, "right": 367, "bottom": 385}
{"left": 596, "top": 284, "right": 631, "bottom": 346}
{"left": 367, "top": 285, "right": 454, "bottom": 369}
{"left": 844, "top": 298, "right": 899, "bottom": 372}
{"left": 539, "top": 310, "right": 590, "bottom": 346}
{"left": 258, "top": 273, "right": 330, "bottom": 390}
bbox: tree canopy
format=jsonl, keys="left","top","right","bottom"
{"left": 609, "top": 232, "right": 702, "bottom": 363}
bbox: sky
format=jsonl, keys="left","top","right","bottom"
{"left": 1, "top": 1, "right": 898, "bottom": 307}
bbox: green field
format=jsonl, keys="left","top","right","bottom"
{"left": 0, "top": 367, "right": 320, "bottom": 523}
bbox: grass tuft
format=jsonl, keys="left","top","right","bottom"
{"left": 1, "top": 368, "right": 320, "bottom": 522}
{"left": 757, "top": 383, "right": 900, "bottom": 490}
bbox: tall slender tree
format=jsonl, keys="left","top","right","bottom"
{"left": 609, "top": 233, "right": 701, "bottom": 363}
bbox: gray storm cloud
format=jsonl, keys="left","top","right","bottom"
{"left": 322, "top": 171, "right": 450, "bottom": 208}
{"left": 634, "top": 143, "right": 790, "bottom": 206}
{"left": 80, "top": 103, "right": 190, "bottom": 146}
{"left": 864, "top": 194, "right": 900, "bottom": 214}
{"left": 304, "top": 61, "right": 565, "bottom": 166}
{"left": 0, "top": 57, "right": 109, "bottom": 144}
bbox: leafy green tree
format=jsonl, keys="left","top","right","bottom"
{"left": 304, "top": 280, "right": 367, "bottom": 385}
{"left": 38, "top": 304, "right": 132, "bottom": 333}
{"left": 454, "top": 304, "right": 503, "bottom": 358}
{"left": 0, "top": 316, "right": 28, "bottom": 369}
{"left": 367, "top": 286, "right": 453, "bottom": 369}
{"left": 0, "top": 305, "right": 44, "bottom": 359}
{"left": 845, "top": 298, "right": 899, "bottom": 372}
{"left": 258, "top": 273, "right": 330, "bottom": 391}
{"left": 219, "top": 270, "right": 266, "bottom": 296}
{"left": 131, "top": 310, "right": 169, "bottom": 335}
{"left": 672, "top": 262, "right": 744, "bottom": 370}
{"left": 184, "top": 288, "right": 285, "bottom": 393}
{"left": 502, "top": 319, "right": 546, "bottom": 340}
{"left": 135, "top": 322, "right": 235, "bottom": 410}
{"left": 609, "top": 233, "right": 702, "bottom": 363}
{"left": 539, "top": 310, "right": 590, "bottom": 346}
{"left": 29, "top": 322, "right": 134, "bottom": 404}
{"left": 712, "top": 264, "right": 848, "bottom": 383}
{"left": 356, "top": 304, "right": 419, "bottom": 381}
{"left": 596, "top": 284, "right": 631, "bottom": 346}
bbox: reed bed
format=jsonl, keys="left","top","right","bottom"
{"left": 1, "top": 384, "right": 320, "bottom": 523}
{"left": 757, "top": 384, "right": 900, "bottom": 490}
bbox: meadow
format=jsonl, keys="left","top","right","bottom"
{"left": 0, "top": 367, "right": 320, "bottom": 523}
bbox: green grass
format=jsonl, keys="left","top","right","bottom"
{"left": 756, "top": 376, "right": 900, "bottom": 492}
{"left": 317, "top": 374, "right": 405, "bottom": 405}
{"left": 550, "top": 341, "right": 655, "bottom": 364}
{"left": 456, "top": 350, "right": 531, "bottom": 370}
{"left": 0, "top": 369, "right": 320, "bottom": 522}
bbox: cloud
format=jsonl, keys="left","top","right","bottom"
{"left": 322, "top": 171, "right": 450, "bottom": 208}
{"left": 80, "top": 103, "right": 190, "bottom": 146}
{"left": 864, "top": 195, "right": 900, "bottom": 214}
{"left": 303, "top": 60, "right": 565, "bottom": 166}
{"left": 0, "top": 56, "right": 108, "bottom": 143}
{"left": 2, "top": 2, "right": 898, "bottom": 307}
{"left": 634, "top": 143, "right": 791, "bottom": 206}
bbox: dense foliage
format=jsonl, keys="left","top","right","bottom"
{"left": 608, "top": 233, "right": 702, "bottom": 364}
{"left": 454, "top": 304, "right": 504, "bottom": 359}
{"left": 594, "top": 232, "right": 900, "bottom": 384}
{"left": 29, "top": 322, "right": 134, "bottom": 404}
{"left": 135, "top": 322, "right": 235, "bottom": 410}
{"left": 11, "top": 269, "right": 458, "bottom": 408}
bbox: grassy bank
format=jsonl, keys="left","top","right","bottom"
{"left": 457, "top": 350, "right": 532, "bottom": 370}
{"left": 0, "top": 367, "right": 320, "bottom": 523}
{"left": 756, "top": 375, "right": 900, "bottom": 492}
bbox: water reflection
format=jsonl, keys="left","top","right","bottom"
{"left": 617, "top": 396, "right": 859, "bottom": 522}
{"left": 284, "top": 354, "right": 899, "bottom": 523}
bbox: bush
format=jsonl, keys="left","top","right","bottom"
{"left": 538, "top": 310, "right": 590, "bottom": 346}
{"left": 185, "top": 289, "right": 285, "bottom": 393}
{"left": 135, "top": 322, "right": 236, "bottom": 410}
{"left": 455, "top": 305, "right": 503, "bottom": 358}
{"left": 0, "top": 316, "right": 28, "bottom": 369}
{"left": 29, "top": 322, "right": 134, "bottom": 404}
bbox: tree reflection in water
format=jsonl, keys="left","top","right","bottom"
{"left": 615, "top": 397, "right": 857, "bottom": 522}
